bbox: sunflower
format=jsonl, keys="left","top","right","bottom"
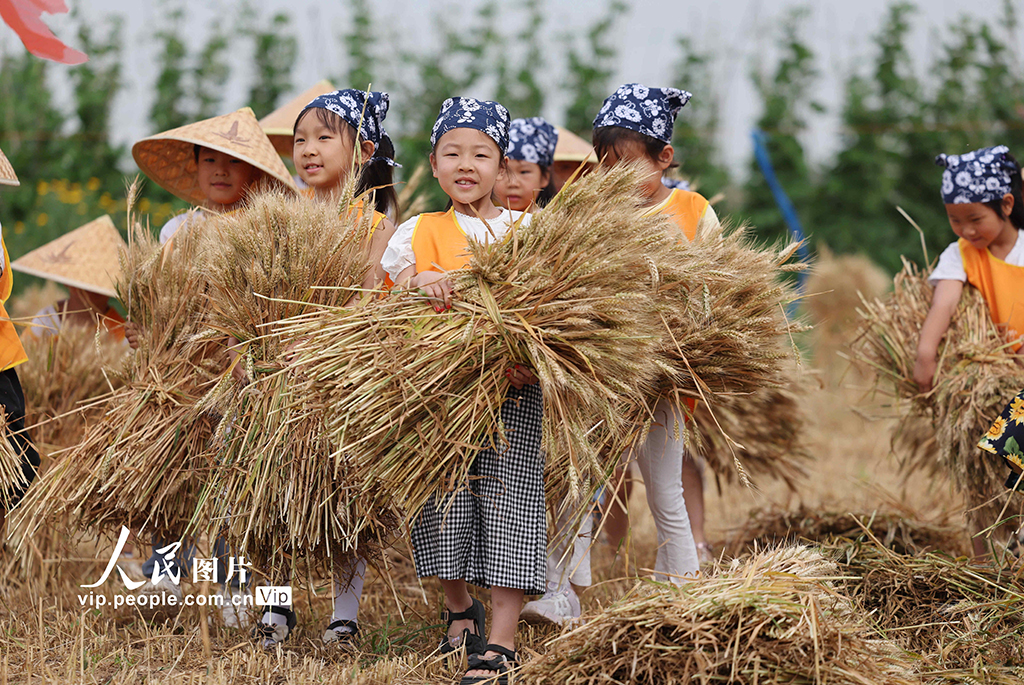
{"left": 1008, "top": 395, "right": 1024, "bottom": 425}
{"left": 986, "top": 416, "right": 1009, "bottom": 441}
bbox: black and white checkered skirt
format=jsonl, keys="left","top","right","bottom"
{"left": 411, "top": 383, "right": 546, "bottom": 595}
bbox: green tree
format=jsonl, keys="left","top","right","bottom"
{"left": 192, "top": 23, "right": 231, "bottom": 120}
{"left": 494, "top": 0, "right": 545, "bottom": 118}
{"left": 562, "top": 0, "right": 628, "bottom": 136}
{"left": 743, "top": 8, "right": 821, "bottom": 246}
{"left": 343, "top": 0, "right": 375, "bottom": 91}
{"left": 669, "top": 37, "right": 730, "bottom": 199}
{"left": 244, "top": 10, "right": 298, "bottom": 118}
{"left": 149, "top": 7, "right": 189, "bottom": 132}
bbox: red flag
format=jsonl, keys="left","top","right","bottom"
{"left": 0, "top": 0, "right": 87, "bottom": 65}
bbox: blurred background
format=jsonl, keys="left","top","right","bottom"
{"left": 1, "top": 0, "right": 1023, "bottom": 287}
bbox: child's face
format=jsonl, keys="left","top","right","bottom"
{"left": 945, "top": 196, "right": 1016, "bottom": 251}
{"left": 494, "top": 159, "right": 550, "bottom": 212}
{"left": 196, "top": 147, "right": 259, "bottom": 208}
{"left": 430, "top": 128, "right": 505, "bottom": 209}
{"left": 601, "top": 140, "right": 672, "bottom": 201}
{"left": 293, "top": 114, "right": 367, "bottom": 192}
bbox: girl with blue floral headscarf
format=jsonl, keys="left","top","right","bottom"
{"left": 916, "top": 144, "right": 1024, "bottom": 558}
{"left": 493, "top": 117, "right": 558, "bottom": 212}
{"left": 382, "top": 97, "right": 542, "bottom": 685}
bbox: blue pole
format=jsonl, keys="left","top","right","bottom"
{"left": 751, "top": 128, "right": 810, "bottom": 298}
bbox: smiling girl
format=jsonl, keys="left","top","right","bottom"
{"left": 382, "top": 97, "right": 543, "bottom": 685}
{"left": 292, "top": 89, "right": 399, "bottom": 289}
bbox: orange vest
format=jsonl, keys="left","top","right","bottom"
{"left": 411, "top": 209, "right": 473, "bottom": 273}
{"left": 647, "top": 188, "right": 709, "bottom": 242}
{"left": 100, "top": 307, "right": 126, "bottom": 342}
{"left": 960, "top": 239, "right": 1024, "bottom": 351}
{"left": 0, "top": 237, "right": 28, "bottom": 371}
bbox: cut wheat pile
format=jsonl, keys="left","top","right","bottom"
{"left": 19, "top": 324, "right": 127, "bottom": 451}
{"left": 519, "top": 545, "right": 914, "bottom": 685}
{"left": 851, "top": 258, "right": 1024, "bottom": 532}
{"left": 15, "top": 209, "right": 223, "bottom": 541}
{"left": 278, "top": 164, "right": 804, "bottom": 539}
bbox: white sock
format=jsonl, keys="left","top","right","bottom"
{"left": 261, "top": 610, "right": 288, "bottom": 627}
{"left": 332, "top": 558, "right": 366, "bottom": 626}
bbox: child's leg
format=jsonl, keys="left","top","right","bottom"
{"left": 634, "top": 397, "right": 699, "bottom": 582}
{"left": 601, "top": 467, "right": 633, "bottom": 549}
{"left": 681, "top": 452, "right": 710, "bottom": 557}
{"left": 331, "top": 557, "right": 366, "bottom": 624}
{"left": 0, "top": 368, "right": 39, "bottom": 528}
{"left": 522, "top": 501, "right": 590, "bottom": 625}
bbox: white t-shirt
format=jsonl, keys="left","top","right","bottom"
{"left": 0, "top": 221, "right": 6, "bottom": 277}
{"left": 30, "top": 304, "right": 61, "bottom": 338}
{"left": 159, "top": 209, "right": 208, "bottom": 244}
{"left": 382, "top": 207, "right": 528, "bottom": 282}
{"left": 928, "top": 229, "right": 1024, "bottom": 284}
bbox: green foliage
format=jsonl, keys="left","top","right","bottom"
{"left": 193, "top": 23, "right": 230, "bottom": 120}
{"left": 494, "top": 0, "right": 546, "bottom": 118}
{"left": 343, "top": 0, "right": 376, "bottom": 91}
{"left": 242, "top": 9, "right": 298, "bottom": 118}
{"left": 149, "top": 7, "right": 189, "bottom": 133}
{"left": 744, "top": 8, "right": 821, "bottom": 246}
{"left": 669, "top": 37, "right": 731, "bottom": 201}
{"left": 563, "top": 0, "right": 628, "bottom": 136}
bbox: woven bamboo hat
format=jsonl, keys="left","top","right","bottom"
{"left": 12, "top": 215, "right": 125, "bottom": 299}
{"left": 260, "top": 80, "right": 336, "bottom": 157}
{"left": 554, "top": 127, "right": 598, "bottom": 164}
{"left": 132, "top": 107, "right": 298, "bottom": 205}
{"left": 0, "top": 145, "right": 19, "bottom": 187}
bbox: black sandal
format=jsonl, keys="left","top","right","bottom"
{"left": 251, "top": 605, "right": 296, "bottom": 649}
{"left": 459, "top": 643, "right": 518, "bottom": 685}
{"left": 439, "top": 597, "right": 486, "bottom": 655}
{"left": 322, "top": 618, "right": 359, "bottom": 651}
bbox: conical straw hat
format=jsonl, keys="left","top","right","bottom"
{"left": 12, "top": 215, "right": 125, "bottom": 299}
{"left": 132, "top": 107, "right": 299, "bottom": 205}
{"left": 554, "top": 127, "right": 598, "bottom": 164}
{"left": 260, "top": 80, "right": 336, "bottom": 157}
{"left": 0, "top": 145, "right": 19, "bottom": 187}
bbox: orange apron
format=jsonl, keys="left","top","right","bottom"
{"left": 0, "top": 237, "right": 28, "bottom": 371}
{"left": 960, "top": 239, "right": 1024, "bottom": 351}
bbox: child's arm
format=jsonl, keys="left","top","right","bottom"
{"left": 394, "top": 265, "right": 453, "bottom": 312}
{"left": 913, "top": 279, "right": 964, "bottom": 392}
{"left": 363, "top": 219, "right": 398, "bottom": 290}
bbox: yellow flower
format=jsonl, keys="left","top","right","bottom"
{"left": 77, "top": 202, "right": 88, "bottom": 215}
{"left": 1010, "top": 396, "right": 1024, "bottom": 425}
{"left": 87, "top": 177, "right": 101, "bottom": 192}
{"left": 987, "top": 417, "right": 1008, "bottom": 441}
{"left": 14, "top": 221, "right": 25, "bottom": 235}
{"left": 139, "top": 198, "right": 151, "bottom": 213}
{"left": 36, "top": 180, "right": 49, "bottom": 195}
{"left": 35, "top": 213, "right": 48, "bottom": 227}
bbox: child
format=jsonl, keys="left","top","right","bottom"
{"left": 493, "top": 117, "right": 557, "bottom": 212}
{"left": 525, "top": 84, "right": 714, "bottom": 625}
{"left": 131, "top": 107, "right": 298, "bottom": 244}
{"left": 915, "top": 145, "right": 1024, "bottom": 557}
{"left": 13, "top": 215, "right": 126, "bottom": 342}
{"left": 550, "top": 127, "right": 597, "bottom": 192}
{"left": 0, "top": 145, "right": 40, "bottom": 532}
{"left": 249, "top": 89, "right": 401, "bottom": 650}
{"left": 382, "top": 97, "right": 543, "bottom": 684}
{"left": 129, "top": 108, "right": 297, "bottom": 623}
{"left": 291, "top": 88, "right": 399, "bottom": 289}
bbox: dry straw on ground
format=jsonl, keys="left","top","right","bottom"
{"left": 519, "top": 545, "right": 915, "bottom": 685}
{"left": 851, "top": 258, "right": 1024, "bottom": 534}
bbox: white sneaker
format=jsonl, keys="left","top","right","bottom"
{"left": 219, "top": 585, "right": 251, "bottom": 629}
{"left": 135, "top": 577, "right": 184, "bottom": 622}
{"left": 521, "top": 587, "right": 581, "bottom": 626}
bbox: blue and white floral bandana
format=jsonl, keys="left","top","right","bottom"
{"left": 936, "top": 145, "right": 1017, "bottom": 204}
{"left": 507, "top": 117, "right": 558, "bottom": 167}
{"left": 299, "top": 89, "right": 399, "bottom": 166}
{"left": 662, "top": 177, "right": 691, "bottom": 191}
{"left": 592, "top": 83, "right": 692, "bottom": 143}
{"left": 430, "top": 97, "right": 511, "bottom": 154}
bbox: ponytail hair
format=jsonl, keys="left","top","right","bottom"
{"left": 356, "top": 134, "right": 398, "bottom": 219}
{"left": 984, "top": 152, "right": 1024, "bottom": 230}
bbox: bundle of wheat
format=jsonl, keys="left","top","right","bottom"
{"left": 278, "top": 164, "right": 804, "bottom": 538}
{"left": 518, "top": 545, "right": 915, "bottom": 685}
{"left": 851, "top": 259, "right": 1024, "bottom": 533}
{"left": 15, "top": 213, "right": 221, "bottom": 541}
{"left": 19, "top": 324, "right": 127, "bottom": 451}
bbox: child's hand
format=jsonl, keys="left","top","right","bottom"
{"left": 411, "top": 271, "right": 454, "bottom": 312}
{"left": 913, "top": 353, "right": 937, "bottom": 393}
{"left": 124, "top": 321, "right": 143, "bottom": 350}
{"left": 505, "top": 364, "right": 538, "bottom": 389}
